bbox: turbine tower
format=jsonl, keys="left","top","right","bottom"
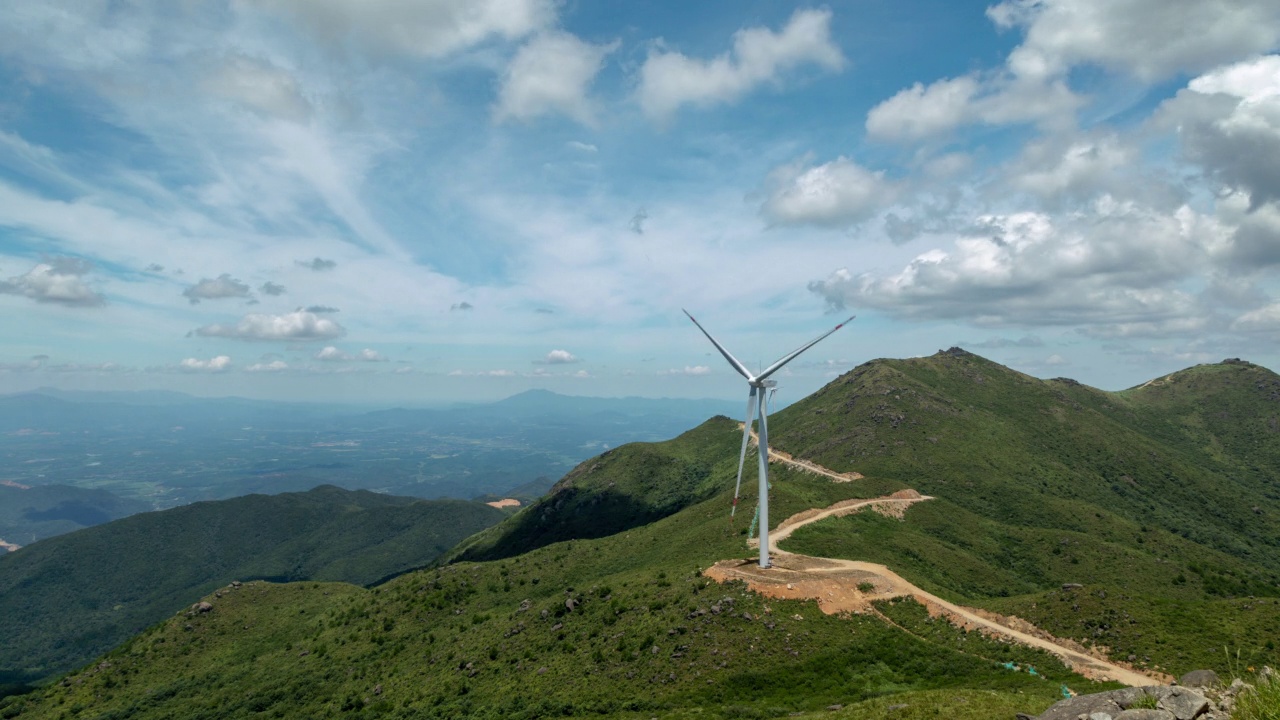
{"left": 683, "top": 310, "right": 854, "bottom": 568}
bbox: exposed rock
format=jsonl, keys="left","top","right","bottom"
{"left": 1062, "top": 583, "right": 1084, "bottom": 590}
{"left": 191, "top": 601, "right": 213, "bottom": 614}
{"left": 1178, "top": 670, "right": 1220, "bottom": 689}
{"left": 1158, "top": 688, "right": 1208, "bottom": 720}
{"left": 826, "top": 704, "right": 843, "bottom": 711}
{"left": 518, "top": 599, "right": 531, "bottom": 613}
{"left": 565, "top": 597, "right": 578, "bottom": 612}
{"left": 1034, "top": 694, "right": 1122, "bottom": 720}
{"left": 1114, "top": 711, "right": 1174, "bottom": 720}
{"left": 1033, "top": 686, "right": 1211, "bottom": 720}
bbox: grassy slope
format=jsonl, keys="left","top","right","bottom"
{"left": 0, "top": 487, "right": 505, "bottom": 685}
{"left": 775, "top": 351, "right": 1280, "bottom": 676}
{"left": 6, "top": 353, "right": 1279, "bottom": 718}
{"left": 3, "top": 422, "right": 1092, "bottom": 719}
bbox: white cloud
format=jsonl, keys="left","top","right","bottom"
{"left": 1161, "top": 55, "right": 1280, "bottom": 209}
{"left": 315, "top": 346, "right": 346, "bottom": 361}
{"left": 448, "top": 369, "right": 516, "bottom": 377}
{"left": 762, "top": 157, "right": 898, "bottom": 227}
{"left": 182, "top": 274, "right": 252, "bottom": 304}
{"left": 194, "top": 310, "right": 345, "bottom": 342}
{"left": 866, "top": 76, "right": 979, "bottom": 141}
{"left": 866, "top": 73, "right": 1079, "bottom": 141}
{"left": 538, "top": 349, "right": 579, "bottom": 364}
{"left": 809, "top": 198, "right": 1222, "bottom": 332}
{"left": 180, "top": 355, "right": 232, "bottom": 372}
{"left": 637, "top": 8, "right": 844, "bottom": 120}
{"left": 1232, "top": 302, "right": 1280, "bottom": 332}
{"left": 1009, "top": 134, "right": 1136, "bottom": 202}
{"left": 989, "top": 0, "right": 1280, "bottom": 82}
{"left": 249, "top": 0, "right": 555, "bottom": 59}
{"left": 867, "top": 0, "right": 1280, "bottom": 140}
{"left": 204, "top": 54, "right": 312, "bottom": 122}
{"left": 496, "top": 31, "right": 618, "bottom": 126}
{"left": 316, "top": 346, "right": 387, "bottom": 361}
{"left": 0, "top": 259, "right": 105, "bottom": 307}
{"left": 660, "top": 365, "right": 711, "bottom": 376}
{"left": 566, "top": 141, "right": 598, "bottom": 153}
{"left": 245, "top": 360, "right": 289, "bottom": 372}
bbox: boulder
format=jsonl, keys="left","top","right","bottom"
{"left": 191, "top": 601, "right": 213, "bottom": 613}
{"left": 1177, "top": 670, "right": 1220, "bottom": 689}
{"left": 1035, "top": 694, "right": 1123, "bottom": 720}
{"left": 1157, "top": 688, "right": 1208, "bottom": 720}
{"left": 1114, "top": 711, "right": 1174, "bottom": 720}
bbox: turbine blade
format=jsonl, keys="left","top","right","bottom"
{"left": 732, "top": 387, "right": 758, "bottom": 516}
{"left": 756, "top": 315, "right": 855, "bottom": 381}
{"left": 683, "top": 309, "right": 753, "bottom": 380}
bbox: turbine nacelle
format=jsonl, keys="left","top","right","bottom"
{"left": 682, "top": 309, "right": 854, "bottom": 569}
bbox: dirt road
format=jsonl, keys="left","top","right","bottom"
{"left": 739, "top": 423, "right": 862, "bottom": 482}
{"left": 706, "top": 442, "right": 1163, "bottom": 687}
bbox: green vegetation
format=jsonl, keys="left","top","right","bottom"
{"left": 3, "top": 351, "right": 1278, "bottom": 717}
{"left": 0, "top": 486, "right": 504, "bottom": 685}
{"left": 776, "top": 351, "right": 1280, "bottom": 676}
{"left": 1234, "top": 670, "right": 1280, "bottom": 720}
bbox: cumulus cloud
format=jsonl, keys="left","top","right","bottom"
{"left": 660, "top": 365, "right": 711, "bottom": 376}
{"left": 566, "top": 141, "right": 597, "bottom": 153}
{"left": 1161, "top": 55, "right": 1280, "bottom": 210}
{"left": 205, "top": 54, "right": 312, "bottom": 122}
{"left": 866, "top": 72, "right": 1079, "bottom": 141}
{"left": 637, "top": 8, "right": 844, "bottom": 121}
{"left": 1008, "top": 134, "right": 1137, "bottom": 203}
{"left": 260, "top": 281, "right": 287, "bottom": 296}
{"left": 448, "top": 369, "right": 516, "bottom": 377}
{"left": 867, "top": 0, "right": 1280, "bottom": 141}
{"left": 451, "top": 301, "right": 473, "bottom": 311}
{"left": 251, "top": 0, "right": 555, "bottom": 59}
{"left": 988, "top": 0, "right": 1280, "bottom": 82}
{"left": 496, "top": 31, "right": 618, "bottom": 126}
{"left": 808, "top": 198, "right": 1223, "bottom": 331}
{"left": 297, "top": 257, "right": 337, "bottom": 271}
{"left": 180, "top": 355, "right": 232, "bottom": 372}
{"left": 194, "top": 310, "right": 345, "bottom": 341}
{"left": 1232, "top": 302, "right": 1280, "bottom": 332}
{"left": 0, "top": 258, "right": 105, "bottom": 307}
{"left": 144, "top": 263, "right": 164, "bottom": 273}
{"left": 315, "top": 346, "right": 387, "bottom": 361}
{"left": 183, "top": 274, "right": 252, "bottom": 304}
{"left": 537, "top": 349, "right": 579, "bottom": 364}
{"left": 245, "top": 360, "right": 289, "bottom": 372}
{"left": 762, "top": 156, "right": 898, "bottom": 227}
{"left": 305, "top": 305, "right": 339, "bottom": 313}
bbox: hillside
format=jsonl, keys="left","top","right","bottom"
{"left": 771, "top": 350, "right": 1280, "bottom": 674}
{"left": 4, "top": 352, "right": 1278, "bottom": 719}
{"left": 0, "top": 486, "right": 505, "bottom": 687}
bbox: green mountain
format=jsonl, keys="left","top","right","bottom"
{"left": 4, "top": 352, "right": 1278, "bottom": 720}
{"left": 0, "top": 486, "right": 505, "bottom": 687}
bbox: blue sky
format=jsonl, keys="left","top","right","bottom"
{"left": 2, "top": 0, "right": 1279, "bottom": 404}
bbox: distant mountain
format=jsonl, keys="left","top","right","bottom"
{"left": 0, "top": 484, "right": 148, "bottom": 547}
{"left": 0, "top": 486, "right": 505, "bottom": 685}
{"left": 0, "top": 389, "right": 739, "bottom": 535}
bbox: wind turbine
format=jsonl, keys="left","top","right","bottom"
{"left": 683, "top": 310, "right": 854, "bottom": 569}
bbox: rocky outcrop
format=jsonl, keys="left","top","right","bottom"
{"left": 1031, "top": 679, "right": 1243, "bottom": 720}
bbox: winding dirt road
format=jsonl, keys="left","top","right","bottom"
{"left": 707, "top": 430, "right": 1162, "bottom": 687}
